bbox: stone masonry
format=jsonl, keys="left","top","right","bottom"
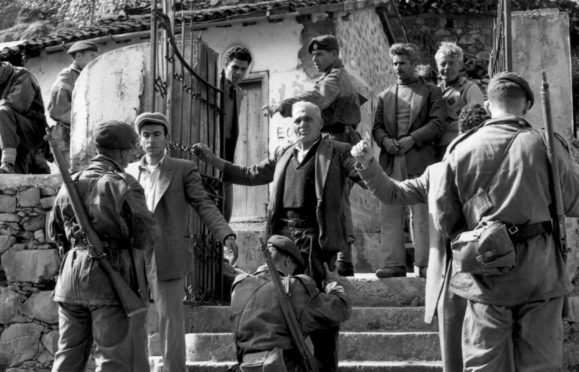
{"left": 0, "top": 174, "right": 62, "bottom": 371}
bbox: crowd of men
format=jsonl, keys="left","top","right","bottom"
{"left": 0, "top": 33, "right": 574, "bottom": 372}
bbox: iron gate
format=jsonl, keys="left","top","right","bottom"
{"left": 149, "top": 0, "right": 229, "bottom": 304}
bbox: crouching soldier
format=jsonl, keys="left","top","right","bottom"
{"left": 230, "top": 235, "right": 352, "bottom": 371}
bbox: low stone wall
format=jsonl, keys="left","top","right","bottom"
{"left": 0, "top": 174, "right": 62, "bottom": 371}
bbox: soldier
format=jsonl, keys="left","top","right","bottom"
{"left": 372, "top": 43, "right": 444, "bottom": 278}
{"left": 430, "top": 72, "right": 579, "bottom": 370}
{"left": 231, "top": 235, "right": 351, "bottom": 371}
{"left": 0, "top": 61, "right": 48, "bottom": 173}
{"left": 222, "top": 46, "right": 252, "bottom": 222}
{"left": 126, "top": 112, "right": 239, "bottom": 372}
{"left": 48, "top": 120, "right": 157, "bottom": 371}
{"left": 48, "top": 41, "right": 99, "bottom": 167}
{"left": 434, "top": 42, "right": 484, "bottom": 157}
{"left": 195, "top": 101, "right": 362, "bottom": 372}
{"left": 264, "top": 34, "right": 362, "bottom": 277}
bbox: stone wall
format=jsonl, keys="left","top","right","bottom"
{"left": 0, "top": 175, "right": 62, "bottom": 371}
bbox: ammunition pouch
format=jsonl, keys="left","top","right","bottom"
{"left": 451, "top": 220, "right": 552, "bottom": 276}
{"left": 240, "top": 347, "right": 288, "bottom": 372}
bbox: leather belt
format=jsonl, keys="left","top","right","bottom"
{"left": 280, "top": 218, "right": 315, "bottom": 229}
{"left": 507, "top": 221, "right": 552, "bottom": 243}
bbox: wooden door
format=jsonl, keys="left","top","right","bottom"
{"left": 231, "top": 75, "right": 269, "bottom": 221}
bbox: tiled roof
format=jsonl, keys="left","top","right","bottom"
{"left": 0, "top": 0, "right": 387, "bottom": 61}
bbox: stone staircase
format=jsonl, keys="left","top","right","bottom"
{"left": 149, "top": 274, "right": 442, "bottom": 371}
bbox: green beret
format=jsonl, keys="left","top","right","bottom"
{"left": 308, "top": 35, "right": 339, "bottom": 54}
{"left": 268, "top": 235, "right": 304, "bottom": 268}
{"left": 93, "top": 120, "right": 138, "bottom": 150}
{"left": 134, "top": 112, "right": 170, "bottom": 133}
{"left": 488, "top": 71, "right": 534, "bottom": 109}
{"left": 67, "top": 41, "right": 98, "bottom": 55}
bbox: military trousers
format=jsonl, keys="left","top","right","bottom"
{"left": 462, "top": 296, "right": 564, "bottom": 371}
{"left": 52, "top": 302, "right": 146, "bottom": 372}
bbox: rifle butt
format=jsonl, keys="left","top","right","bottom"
{"left": 99, "top": 259, "right": 147, "bottom": 317}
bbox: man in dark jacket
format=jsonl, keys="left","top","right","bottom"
{"left": 372, "top": 43, "right": 444, "bottom": 278}
{"left": 231, "top": 235, "right": 351, "bottom": 371}
{"left": 0, "top": 62, "right": 48, "bottom": 173}
{"left": 196, "top": 101, "right": 362, "bottom": 372}
{"left": 264, "top": 34, "right": 362, "bottom": 277}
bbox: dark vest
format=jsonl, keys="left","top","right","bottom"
{"left": 282, "top": 143, "right": 318, "bottom": 220}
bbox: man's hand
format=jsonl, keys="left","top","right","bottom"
{"left": 224, "top": 235, "right": 238, "bottom": 266}
{"left": 262, "top": 103, "right": 283, "bottom": 117}
{"left": 324, "top": 262, "right": 340, "bottom": 283}
{"left": 351, "top": 132, "right": 374, "bottom": 169}
{"left": 382, "top": 138, "right": 399, "bottom": 155}
{"left": 192, "top": 143, "right": 226, "bottom": 171}
{"left": 397, "top": 136, "right": 415, "bottom": 155}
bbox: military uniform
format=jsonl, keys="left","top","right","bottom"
{"left": 48, "top": 122, "right": 157, "bottom": 372}
{"left": 433, "top": 112, "right": 579, "bottom": 370}
{"left": 0, "top": 62, "right": 47, "bottom": 173}
{"left": 231, "top": 266, "right": 351, "bottom": 371}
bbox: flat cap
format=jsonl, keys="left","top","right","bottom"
{"left": 488, "top": 71, "right": 534, "bottom": 108}
{"left": 67, "top": 41, "right": 98, "bottom": 55}
{"left": 93, "top": 120, "right": 138, "bottom": 150}
{"left": 134, "top": 112, "right": 170, "bottom": 133}
{"left": 268, "top": 235, "right": 305, "bottom": 268}
{"left": 308, "top": 35, "right": 339, "bottom": 54}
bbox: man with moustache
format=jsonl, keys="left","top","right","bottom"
{"left": 195, "top": 101, "right": 362, "bottom": 372}
{"left": 127, "top": 112, "right": 239, "bottom": 372}
{"left": 372, "top": 43, "right": 444, "bottom": 278}
{"left": 264, "top": 34, "right": 361, "bottom": 277}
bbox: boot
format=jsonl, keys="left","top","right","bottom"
{"left": 0, "top": 162, "right": 14, "bottom": 174}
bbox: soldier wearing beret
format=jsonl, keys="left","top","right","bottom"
{"left": 231, "top": 235, "right": 352, "bottom": 372}
{"left": 48, "top": 40, "right": 99, "bottom": 167}
{"left": 0, "top": 61, "right": 48, "bottom": 173}
{"left": 48, "top": 120, "right": 158, "bottom": 371}
{"left": 264, "top": 34, "right": 361, "bottom": 277}
{"left": 126, "top": 111, "right": 238, "bottom": 372}
{"left": 428, "top": 71, "right": 579, "bottom": 371}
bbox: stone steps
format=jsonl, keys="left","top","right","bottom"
{"left": 187, "top": 306, "right": 437, "bottom": 333}
{"left": 184, "top": 331, "right": 440, "bottom": 362}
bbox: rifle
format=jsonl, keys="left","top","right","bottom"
{"left": 46, "top": 130, "right": 147, "bottom": 317}
{"left": 541, "top": 71, "right": 570, "bottom": 317}
{"left": 259, "top": 238, "right": 320, "bottom": 372}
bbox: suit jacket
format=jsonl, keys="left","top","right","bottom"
{"left": 223, "top": 138, "right": 362, "bottom": 254}
{"left": 372, "top": 78, "right": 444, "bottom": 176}
{"left": 127, "top": 155, "right": 234, "bottom": 281}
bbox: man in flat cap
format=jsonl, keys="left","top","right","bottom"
{"left": 264, "top": 34, "right": 361, "bottom": 277}
{"left": 126, "top": 111, "right": 239, "bottom": 372}
{"left": 196, "top": 101, "right": 363, "bottom": 372}
{"left": 48, "top": 40, "right": 99, "bottom": 167}
{"left": 231, "top": 234, "right": 351, "bottom": 371}
{"left": 0, "top": 61, "right": 48, "bottom": 173}
{"left": 372, "top": 42, "right": 444, "bottom": 279}
{"left": 425, "top": 71, "right": 579, "bottom": 371}
{"left": 48, "top": 120, "right": 158, "bottom": 371}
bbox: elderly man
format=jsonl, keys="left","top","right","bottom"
{"left": 434, "top": 42, "right": 484, "bottom": 158}
{"left": 265, "top": 34, "right": 361, "bottom": 276}
{"left": 0, "top": 62, "right": 48, "bottom": 173}
{"left": 126, "top": 112, "right": 238, "bottom": 372}
{"left": 48, "top": 120, "right": 157, "bottom": 371}
{"left": 372, "top": 43, "right": 444, "bottom": 278}
{"left": 231, "top": 235, "right": 351, "bottom": 371}
{"left": 431, "top": 72, "right": 579, "bottom": 371}
{"left": 196, "top": 101, "right": 362, "bottom": 372}
{"left": 48, "top": 41, "right": 99, "bottom": 167}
